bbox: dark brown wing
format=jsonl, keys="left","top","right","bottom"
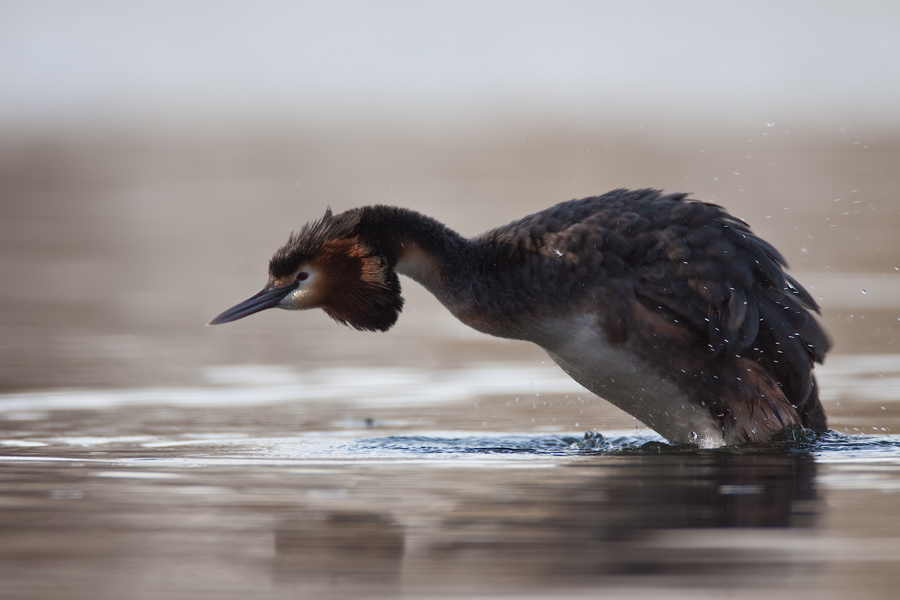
{"left": 495, "top": 189, "right": 829, "bottom": 416}
{"left": 615, "top": 191, "right": 831, "bottom": 417}
{"left": 477, "top": 188, "right": 829, "bottom": 437}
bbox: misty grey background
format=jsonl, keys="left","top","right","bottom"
{"left": 2, "top": 1, "right": 899, "bottom": 129}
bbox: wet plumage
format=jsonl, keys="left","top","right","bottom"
{"left": 210, "top": 188, "right": 830, "bottom": 447}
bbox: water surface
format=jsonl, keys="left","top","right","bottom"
{"left": 2, "top": 356, "right": 900, "bottom": 599}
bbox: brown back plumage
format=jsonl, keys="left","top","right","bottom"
{"left": 477, "top": 189, "right": 830, "bottom": 434}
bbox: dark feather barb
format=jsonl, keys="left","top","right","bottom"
{"left": 269, "top": 208, "right": 359, "bottom": 278}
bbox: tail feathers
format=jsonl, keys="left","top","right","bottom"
{"left": 799, "top": 375, "right": 828, "bottom": 433}
{"left": 720, "top": 359, "right": 827, "bottom": 445}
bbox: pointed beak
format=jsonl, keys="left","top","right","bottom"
{"left": 207, "top": 283, "right": 297, "bottom": 325}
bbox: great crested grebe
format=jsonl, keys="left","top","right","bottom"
{"left": 210, "top": 188, "right": 830, "bottom": 447}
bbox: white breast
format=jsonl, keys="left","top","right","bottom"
{"left": 535, "top": 315, "right": 726, "bottom": 447}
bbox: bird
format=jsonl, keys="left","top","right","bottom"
{"left": 209, "top": 188, "right": 830, "bottom": 447}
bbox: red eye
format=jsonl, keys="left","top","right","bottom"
{"left": 297, "top": 272, "right": 309, "bottom": 282}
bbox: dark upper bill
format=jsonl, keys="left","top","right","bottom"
{"left": 207, "top": 284, "right": 297, "bottom": 325}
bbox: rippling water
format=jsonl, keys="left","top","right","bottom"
{"left": 2, "top": 358, "right": 900, "bottom": 599}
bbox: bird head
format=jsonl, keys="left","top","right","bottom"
{"left": 208, "top": 208, "right": 403, "bottom": 331}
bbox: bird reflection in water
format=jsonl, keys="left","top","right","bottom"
{"left": 270, "top": 450, "right": 816, "bottom": 592}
